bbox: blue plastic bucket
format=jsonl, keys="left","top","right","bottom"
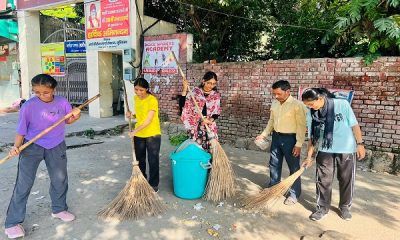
{"left": 170, "top": 140, "right": 211, "bottom": 199}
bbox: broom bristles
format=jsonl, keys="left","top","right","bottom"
{"left": 203, "top": 139, "right": 236, "bottom": 202}
{"left": 98, "top": 165, "right": 165, "bottom": 220}
{"left": 242, "top": 167, "right": 305, "bottom": 210}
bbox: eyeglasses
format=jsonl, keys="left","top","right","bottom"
{"left": 205, "top": 81, "right": 217, "bottom": 86}
{"left": 32, "top": 91, "right": 53, "bottom": 97}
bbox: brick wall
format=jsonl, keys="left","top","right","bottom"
{"left": 153, "top": 57, "right": 400, "bottom": 153}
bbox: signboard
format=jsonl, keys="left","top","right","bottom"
{"left": 41, "top": 43, "right": 65, "bottom": 76}
{"left": 142, "top": 39, "right": 180, "bottom": 74}
{"left": 8, "top": 42, "right": 17, "bottom": 55}
{"left": 17, "top": 0, "right": 67, "bottom": 10}
{"left": 0, "top": 44, "right": 9, "bottom": 56}
{"left": 65, "top": 40, "right": 86, "bottom": 57}
{"left": 298, "top": 87, "right": 355, "bottom": 104}
{"left": 0, "top": 0, "right": 7, "bottom": 11}
{"left": 85, "top": 0, "right": 130, "bottom": 50}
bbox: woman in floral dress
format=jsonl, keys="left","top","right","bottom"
{"left": 179, "top": 71, "right": 221, "bottom": 151}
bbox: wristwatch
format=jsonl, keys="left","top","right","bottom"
{"left": 357, "top": 140, "right": 364, "bottom": 145}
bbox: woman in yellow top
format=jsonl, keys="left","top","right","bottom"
{"left": 127, "top": 78, "right": 161, "bottom": 192}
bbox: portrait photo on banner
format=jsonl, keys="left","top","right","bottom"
{"left": 86, "top": 1, "right": 101, "bottom": 29}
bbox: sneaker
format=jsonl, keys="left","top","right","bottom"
{"left": 309, "top": 209, "right": 328, "bottom": 221}
{"left": 51, "top": 211, "right": 76, "bottom": 222}
{"left": 340, "top": 208, "right": 352, "bottom": 221}
{"left": 284, "top": 196, "right": 298, "bottom": 205}
{"left": 152, "top": 186, "right": 159, "bottom": 193}
{"left": 5, "top": 224, "right": 25, "bottom": 239}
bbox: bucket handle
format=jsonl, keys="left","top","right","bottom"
{"left": 200, "top": 162, "right": 212, "bottom": 169}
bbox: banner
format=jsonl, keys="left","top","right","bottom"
{"left": 0, "top": 44, "right": 9, "bottom": 56}
{"left": 8, "top": 42, "right": 17, "bottom": 55}
{"left": 0, "top": 0, "right": 6, "bottom": 11}
{"left": 142, "top": 39, "right": 180, "bottom": 74}
{"left": 65, "top": 40, "right": 86, "bottom": 57}
{"left": 298, "top": 87, "right": 355, "bottom": 104}
{"left": 17, "top": 0, "right": 67, "bottom": 10}
{"left": 85, "top": 0, "right": 130, "bottom": 50}
{"left": 41, "top": 43, "right": 65, "bottom": 76}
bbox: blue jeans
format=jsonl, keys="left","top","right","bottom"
{"left": 269, "top": 131, "right": 301, "bottom": 199}
{"left": 5, "top": 141, "right": 69, "bottom": 228}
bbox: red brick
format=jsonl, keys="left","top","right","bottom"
{"left": 159, "top": 57, "right": 399, "bottom": 151}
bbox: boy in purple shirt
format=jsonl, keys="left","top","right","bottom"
{"left": 5, "top": 74, "right": 81, "bottom": 239}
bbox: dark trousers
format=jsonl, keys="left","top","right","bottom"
{"left": 134, "top": 135, "right": 161, "bottom": 188}
{"left": 269, "top": 131, "right": 301, "bottom": 199}
{"left": 5, "top": 141, "right": 68, "bottom": 228}
{"left": 315, "top": 151, "right": 356, "bottom": 211}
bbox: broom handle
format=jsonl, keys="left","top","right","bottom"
{"left": 171, "top": 52, "right": 214, "bottom": 135}
{"left": 122, "top": 81, "right": 139, "bottom": 166}
{"left": 0, "top": 94, "right": 101, "bottom": 165}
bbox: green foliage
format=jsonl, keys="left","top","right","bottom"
{"left": 145, "top": 0, "right": 270, "bottom": 62}
{"left": 335, "top": 17, "right": 352, "bottom": 30}
{"left": 41, "top": 6, "right": 77, "bottom": 19}
{"left": 169, "top": 133, "right": 189, "bottom": 146}
{"left": 266, "top": 0, "right": 345, "bottom": 59}
{"left": 374, "top": 17, "right": 400, "bottom": 39}
{"left": 331, "top": 0, "right": 400, "bottom": 64}
{"left": 374, "top": 18, "right": 395, "bottom": 33}
{"left": 144, "top": 0, "right": 399, "bottom": 61}
{"left": 40, "top": 4, "right": 84, "bottom": 24}
{"left": 83, "top": 128, "right": 95, "bottom": 139}
{"left": 349, "top": 0, "right": 362, "bottom": 22}
{"left": 369, "top": 40, "right": 380, "bottom": 53}
{"left": 363, "top": 52, "right": 381, "bottom": 65}
{"left": 389, "top": 0, "right": 400, "bottom": 7}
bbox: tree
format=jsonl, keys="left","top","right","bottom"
{"left": 40, "top": 3, "right": 85, "bottom": 24}
{"left": 145, "top": 0, "right": 271, "bottom": 62}
{"left": 144, "top": 0, "right": 399, "bottom": 62}
{"left": 329, "top": 0, "right": 400, "bottom": 64}
{"left": 264, "top": 0, "right": 353, "bottom": 60}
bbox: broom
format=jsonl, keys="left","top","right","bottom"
{"left": 98, "top": 81, "right": 164, "bottom": 220}
{"left": 0, "top": 94, "right": 100, "bottom": 165}
{"left": 171, "top": 52, "right": 235, "bottom": 202}
{"left": 242, "top": 167, "right": 306, "bottom": 209}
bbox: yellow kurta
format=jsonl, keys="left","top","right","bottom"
{"left": 134, "top": 94, "right": 161, "bottom": 138}
{"left": 261, "top": 95, "right": 307, "bottom": 147}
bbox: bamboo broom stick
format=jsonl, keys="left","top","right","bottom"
{"left": 242, "top": 167, "right": 306, "bottom": 209}
{"left": 98, "top": 81, "right": 164, "bottom": 220}
{"left": 171, "top": 52, "right": 235, "bottom": 201}
{"left": 0, "top": 94, "right": 100, "bottom": 165}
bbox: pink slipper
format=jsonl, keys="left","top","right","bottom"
{"left": 5, "top": 224, "right": 25, "bottom": 239}
{"left": 51, "top": 211, "right": 76, "bottom": 222}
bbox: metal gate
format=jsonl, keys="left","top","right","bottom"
{"left": 54, "top": 59, "right": 88, "bottom": 105}
{"left": 42, "top": 22, "right": 87, "bottom": 105}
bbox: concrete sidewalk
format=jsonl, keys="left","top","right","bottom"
{"left": 0, "top": 112, "right": 127, "bottom": 147}
{"left": 0, "top": 112, "right": 399, "bottom": 240}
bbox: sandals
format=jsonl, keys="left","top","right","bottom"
{"left": 5, "top": 224, "right": 25, "bottom": 239}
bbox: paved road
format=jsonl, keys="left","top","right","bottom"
{"left": 0, "top": 113, "right": 399, "bottom": 240}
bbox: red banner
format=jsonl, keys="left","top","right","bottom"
{"left": 0, "top": 44, "right": 9, "bottom": 56}
{"left": 0, "top": 0, "right": 7, "bottom": 11}
{"left": 85, "top": 0, "right": 130, "bottom": 40}
{"left": 17, "top": 0, "right": 67, "bottom": 10}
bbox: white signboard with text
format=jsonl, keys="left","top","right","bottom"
{"left": 142, "top": 39, "right": 180, "bottom": 75}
